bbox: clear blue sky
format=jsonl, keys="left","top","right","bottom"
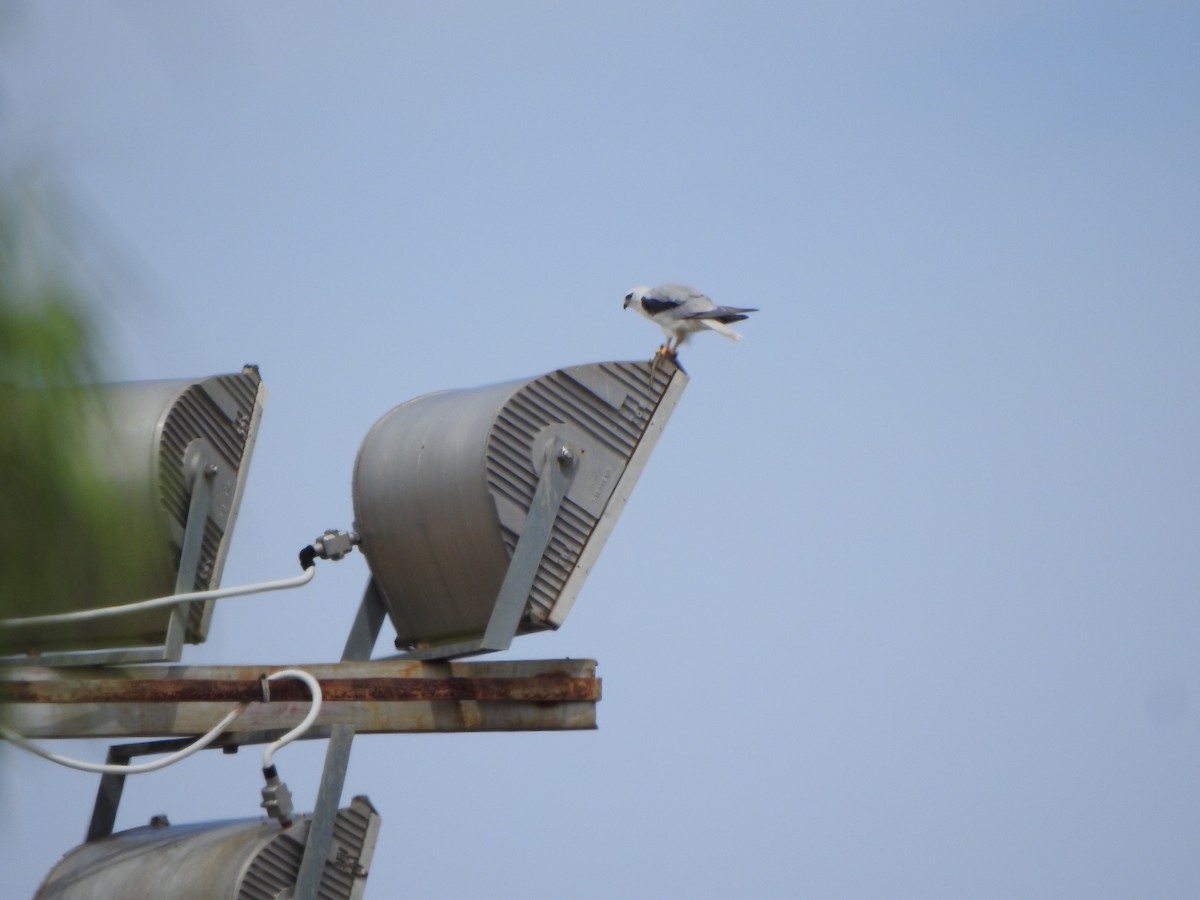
{"left": 2, "top": 3, "right": 1198, "bottom": 897}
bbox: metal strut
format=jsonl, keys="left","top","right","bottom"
{"left": 292, "top": 577, "right": 387, "bottom": 900}
{"left": 84, "top": 462, "right": 214, "bottom": 840}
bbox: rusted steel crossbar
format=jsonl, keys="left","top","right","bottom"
{"left": 1, "top": 658, "right": 600, "bottom": 738}
{"left": 0, "top": 673, "right": 599, "bottom": 705}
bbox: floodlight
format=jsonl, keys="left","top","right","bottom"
{"left": 35, "top": 796, "right": 379, "bottom": 900}
{"left": 352, "top": 359, "right": 687, "bottom": 659}
{"left": 0, "top": 366, "right": 265, "bottom": 666}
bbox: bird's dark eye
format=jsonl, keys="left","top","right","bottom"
{"left": 624, "top": 293, "right": 634, "bottom": 301}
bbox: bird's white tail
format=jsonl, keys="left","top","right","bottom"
{"left": 703, "top": 319, "right": 744, "bottom": 341}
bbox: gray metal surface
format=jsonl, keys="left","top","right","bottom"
{"left": 1, "top": 366, "right": 265, "bottom": 663}
{"left": 36, "top": 796, "right": 380, "bottom": 900}
{"left": 353, "top": 359, "right": 686, "bottom": 654}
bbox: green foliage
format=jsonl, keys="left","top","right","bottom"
{"left": 0, "top": 178, "right": 135, "bottom": 631}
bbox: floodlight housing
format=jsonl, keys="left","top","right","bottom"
{"left": 0, "top": 366, "right": 265, "bottom": 666}
{"left": 35, "top": 796, "right": 379, "bottom": 900}
{"left": 352, "top": 358, "right": 686, "bottom": 659}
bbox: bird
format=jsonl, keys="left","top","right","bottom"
{"left": 623, "top": 283, "right": 758, "bottom": 366}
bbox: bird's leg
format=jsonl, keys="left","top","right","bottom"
{"left": 662, "top": 337, "right": 685, "bottom": 374}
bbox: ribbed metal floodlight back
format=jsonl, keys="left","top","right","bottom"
{"left": 34, "top": 796, "right": 380, "bottom": 900}
{"left": 352, "top": 359, "right": 687, "bottom": 654}
{"left": 1, "top": 367, "right": 265, "bottom": 661}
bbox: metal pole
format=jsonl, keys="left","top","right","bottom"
{"left": 85, "top": 745, "right": 131, "bottom": 842}
{"left": 292, "top": 578, "right": 386, "bottom": 900}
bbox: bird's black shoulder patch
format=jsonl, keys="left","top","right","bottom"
{"left": 641, "top": 295, "right": 682, "bottom": 315}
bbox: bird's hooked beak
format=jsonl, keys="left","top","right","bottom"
{"left": 623, "top": 292, "right": 634, "bottom": 309}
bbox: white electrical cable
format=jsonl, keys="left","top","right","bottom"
{"left": 0, "top": 668, "right": 324, "bottom": 776}
{"left": 261, "top": 669, "right": 323, "bottom": 770}
{"left": 0, "top": 704, "right": 248, "bottom": 775}
{"left": 0, "top": 565, "right": 316, "bottom": 628}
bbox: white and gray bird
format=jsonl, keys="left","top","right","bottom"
{"left": 623, "top": 283, "right": 758, "bottom": 359}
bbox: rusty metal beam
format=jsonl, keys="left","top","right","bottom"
{"left": 1, "top": 658, "right": 599, "bottom": 739}
{"left": 1, "top": 674, "right": 600, "bottom": 705}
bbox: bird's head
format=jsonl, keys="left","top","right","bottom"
{"left": 623, "top": 286, "right": 649, "bottom": 310}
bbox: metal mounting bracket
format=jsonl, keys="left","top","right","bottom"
{"left": 2, "top": 453, "right": 214, "bottom": 668}
{"left": 396, "top": 437, "right": 578, "bottom": 661}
